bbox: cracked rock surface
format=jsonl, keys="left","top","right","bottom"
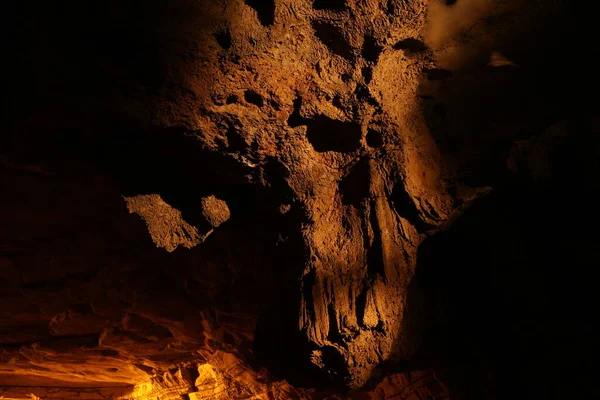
{"left": 2, "top": 0, "right": 597, "bottom": 398}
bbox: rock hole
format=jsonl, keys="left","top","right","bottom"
{"left": 355, "top": 288, "right": 368, "bottom": 327}
{"left": 262, "top": 158, "right": 295, "bottom": 204}
{"left": 244, "top": 90, "right": 264, "bottom": 107}
{"left": 106, "top": 367, "right": 119, "bottom": 372}
{"left": 214, "top": 29, "right": 232, "bottom": 50}
{"left": 226, "top": 125, "right": 247, "bottom": 152}
{"left": 326, "top": 303, "right": 343, "bottom": 344}
{"left": 367, "top": 202, "right": 386, "bottom": 279}
{"left": 386, "top": 0, "right": 396, "bottom": 14}
{"left": 312, "top": 0, "right": 347, "bottom": 11}
{"left": 135, "top": 364, "right": 155, "bottom": 374}
{"left": 361, "top": 66, "right": 373, "bottom": 83}
{"left": 301, "top": 268, "right": 317, "bottom": 323}
{"left": 425, "top": 68, "right": 453, "bottom": 81}
{"left": 223, "top": 331, "right": 236, "bottom": 345}
{"left": 305, "top": 116, "right": 362, "bottom": 153}
{"left": 312, "top": 21, "right": 354, "bottom": 60}
{"left": 186, "top": 367, "right": 201, "bottom": 387}
{"left": 226, "top": 94, "right": 239, "bottom": 104}
{"left": 332, "top": 95, "right": 344, "bottom": 110}
{"left": 393, "top": 38, "right": 427, "bottom": 55}
{"left": 362, "top": 35, "right": 382, "bottom": 62}
{"left": 245, "top": 0, "right": 275, "bottom": 26}
{"left": 319, "top": 346, "right": 349, "bottom": 382}
{"left": 354, "top": 84, "right": 377, "bottom": 106}
{"left": 340, "top": 159, "right": 370, "bottom": 206}
{"left": 366, "top": 129, "right": 383, "bottom": 148}
{"left": 446, "top": 0, "right": 457, "bottom": 5}
{"left": 269, "top": 98, "right": 281, "bottom": 110}
{"left": 391, "top": 180, "right": 431, "bottom": 232}
{"left": 287, "top": 96, "right": 305, "bottom": 128}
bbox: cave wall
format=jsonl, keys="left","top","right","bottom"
{"left": 2, "top": 0, "right": 598, "bottom": 398}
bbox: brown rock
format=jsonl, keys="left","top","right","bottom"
{"left": 124, "top": 194, "right": 203, "bottom": 252}
{"left": 3, "top": 0, "right": 594, "bottom": 398}
{"left": 200, "top": 195, "right": 231, "bottom": 229}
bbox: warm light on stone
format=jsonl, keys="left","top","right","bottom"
{"left": 3, "top": 0, "right": 593, "bottom": 398}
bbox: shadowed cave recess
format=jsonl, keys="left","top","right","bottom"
{"left": 2, "top": 0, "right": 597, "bottom": 399}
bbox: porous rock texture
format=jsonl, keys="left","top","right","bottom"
{"left": 2, "top": 0, "right": 597, "bottom": 399}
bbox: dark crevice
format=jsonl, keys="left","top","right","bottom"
{"left": 184, "top": 367, "right": 200, "bottom": 388}
{"left": 125, "top": 314, "right": 173, "bottom": 340}
{"left": 225, "top": 125, "right": 248, "bottom": 153}
{"left": 226, "top": 94, "right": 239, "bottom": 104}
{"left": 312, "top": 21, "right": 354, "bottom": 60}
{"left": 244, "top": 90, "right": 264, "bottom": 107}
{"left": 366, "top": 201, "right": 386, "bottom": 280}
{"left": 355, "top": 288, "right": 368, "bottom": 327}
{"left": 252, "top": 207, "right": 326, "bottom": 389}
{"left": 390, "top": 180, "right": 431, "bottom": 232}
{"left": 340, "top": 159, "right": 371, "bottom": 206}
{"left": 119, "top": 329, "right": 153, "bottom": 344}
{"left": 354, "top": 84, "right": 378, "bottom": 106}
{"left": 320, "top": 346, "right": 349, "bottom": 384}
{"left": 300, "top": 269, "right": 317, "bottom": 327}
{"left": 287, "top": 95, "right": 305, "bottom": 128}
{"left": 366, "top": 129, "right": 383, "bottom": 148}
{"left": 135, "top": 364, "right": 155, "bottom": 374}
{"left": 269, "top": 98, "right": 281, "bottom": 110}
{"left": 262, "top": 157, "right": 296, "bottom": 204}
{"left": 214, "top": 29, "right": 232, "bottom": 50}
{"left": 332, "top": 95, "right": 344, "bottom": 110}
{"left": 394, "top": 38, "right": 427, "bottom": 55}
{"left": 98, "top": 349, "right": 119, "bottom": 357}
{"left": 305, "top": 115, "right": 362, "bottom": 153}
{"left": 361, "top": 66, "right": 373, "bottom": 83}
{"left": 362, "top": 35, "right": 382, "bottom": 63}
{"left": 385, "top": 0, "right": 396, "bottom": 14}
{"left": 245, "top": 0, "right": 275, "bottom": 26}
{"left": 326, "top": 303, "right": 342, "bottom": 344}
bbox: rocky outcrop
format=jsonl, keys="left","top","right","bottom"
{"left": 3, "top": 0, "right": 596, "bottom": 398}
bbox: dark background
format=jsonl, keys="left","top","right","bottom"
{"left": 4, "top": 0, "right": 599, "bottom": 398}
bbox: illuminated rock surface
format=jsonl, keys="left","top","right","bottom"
{"left": 2, "top": 0, "right": 597, "bottom": 398}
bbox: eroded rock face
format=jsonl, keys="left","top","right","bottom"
{"left": 3, "top": 0, "right": 593, "bottom": 398}
{"left": 160, "top": 0, "right": 564, "bottom": 388}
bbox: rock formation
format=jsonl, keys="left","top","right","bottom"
{"left": 2, "top": 0, "right": 597, "bottom": 399}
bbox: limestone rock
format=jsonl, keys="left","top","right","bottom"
{"left": 200, "top": 196, "right": 230, "bottom": 229}
{"left": 124, "top": 194, "right": 203, "bottom": 252}
{"left": 3, "top": 0, "right": 593, "bottom": 398}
